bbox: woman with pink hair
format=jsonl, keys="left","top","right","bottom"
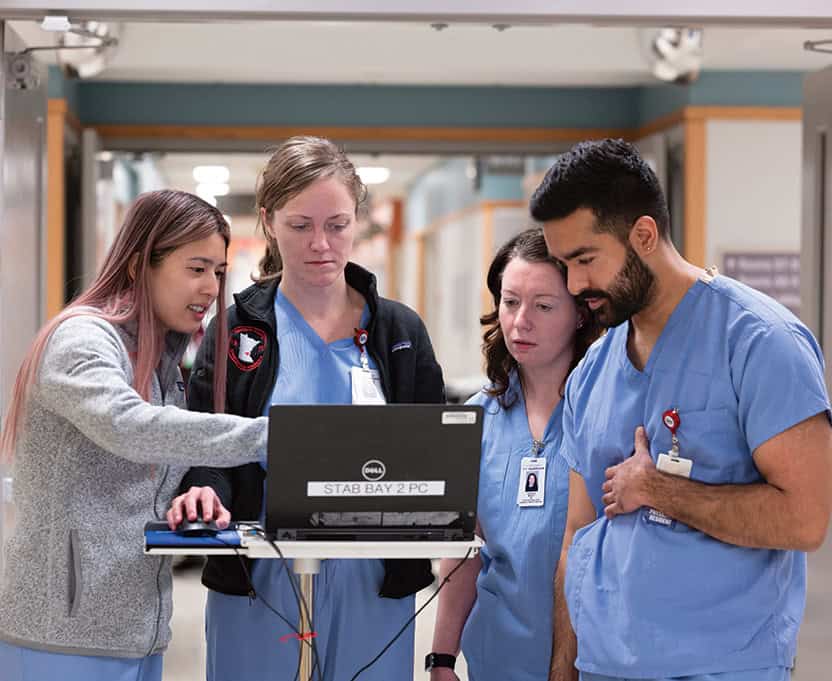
{"left": 0, "top": 189, "right": 269, "bottom": 681}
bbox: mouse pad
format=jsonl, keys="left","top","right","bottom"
{"left": 143, "top": 521, "right": 242, "bottom": 548}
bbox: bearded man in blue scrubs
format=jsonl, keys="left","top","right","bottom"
{"left": 531, "top": 138, "right": 832, "bottom": 681}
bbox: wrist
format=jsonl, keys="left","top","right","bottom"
{"left": 641, "top": 463, "right": 667, "bottom": 509}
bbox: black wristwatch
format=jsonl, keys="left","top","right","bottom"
{"left": 425, "top": 652, "right": 456, "bottom": 671}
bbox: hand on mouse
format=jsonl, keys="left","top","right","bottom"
{"left": 167, "top": 486, "right": 230, "bottom": 530}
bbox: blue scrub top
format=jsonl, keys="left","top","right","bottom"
{"left": 265, "top": 288, "right": 375, "bottom": 410}
{"left": 561, "top": 276, "right": 829, "bottom": 679}
{"left": 461, "top": 373, "right": 569, "bottom": 681}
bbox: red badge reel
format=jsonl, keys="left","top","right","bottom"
{"left": 354, "top": 328, "right": 370, "bottom": 369}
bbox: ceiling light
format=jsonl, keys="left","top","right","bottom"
{"left": 357, "top": 166, "right": 391, "bottom": 185}
{"left": 195, "top": 182, "right": 229, "bottom": 197}
{"left": 41, "top": 16, "right": 72, "bottom": 32}
{"left": 193, "top": 165, "right": 230, "bottom": 184}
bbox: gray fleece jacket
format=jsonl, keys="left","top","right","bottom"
{"left": 0, "top": 315, "right": 267, "bottom": 658}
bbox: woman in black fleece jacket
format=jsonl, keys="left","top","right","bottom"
{"left": 170, "top": 136, "right": 445, "bottom": 681}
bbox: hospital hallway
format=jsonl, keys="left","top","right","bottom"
{"left": 1, "top": 5, "right": 832, "bottom": 681}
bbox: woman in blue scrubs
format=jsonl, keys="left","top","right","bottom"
{"left": 168, "top": 136, "right": 444, "bottom": 681}
{"left": 428, "top": 228, "right": 601, "bottom": 681}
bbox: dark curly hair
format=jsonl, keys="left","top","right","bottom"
{"left": 481, "top": 227, "right": 603, "bottom": 408}
{"left": 529, "top": 138, "right": 670, "bottom": 242}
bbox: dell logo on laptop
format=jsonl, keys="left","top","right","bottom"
{"left": 361, "top": 460, "right": 386, "bottom": 481}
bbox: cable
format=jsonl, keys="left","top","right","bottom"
{"left": 262, "top": 533, "right": 323, "bottom": 681}
{"left": 348, "top": 548, "right": 473, "bottom": 681}
{"left": 224, "top": 527, "right": 473, "bottom": 681}
{"left": 232, "top": 548, "right": 303, "bottom": 681}
{"left": 213, "top": 532, "right": 313, "bottom": 681}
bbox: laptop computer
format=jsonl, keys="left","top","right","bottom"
{"left": 265, "top": 404, "right": 483, "bottom": 541}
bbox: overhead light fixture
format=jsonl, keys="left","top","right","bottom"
{"left": 193, "top": 165, "right": 230, "bottom": 184}
{"left": 648, "top": 27, "right": 703, "bottom": 85}
{"left": 196, "top": 182, "right": 230, "bottom": 198}
{"left": 357, "top": 166, "right": 391, "bottom": 185}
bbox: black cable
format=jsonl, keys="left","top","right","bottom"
{"left": 348, "top": 548, "right": 473, "bottom": 681}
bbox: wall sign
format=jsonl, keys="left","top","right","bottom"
{"left": 722, "top": 252, "right": 800, "bottom": 317}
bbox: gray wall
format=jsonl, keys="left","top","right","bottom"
{"left": 0, "top": 21, "right": 48, "bottom": 577}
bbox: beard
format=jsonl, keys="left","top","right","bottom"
{"left": 579, "top": 246, "right": 656, "bottom": 328}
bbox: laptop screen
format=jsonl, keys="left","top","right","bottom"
{"left": 265, "top": 404, "right": 483, "bottom": 541}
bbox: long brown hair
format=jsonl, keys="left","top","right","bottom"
{"left": 481, "top": 227, "right": 602, "bottom": 408}
{"left": 254, "top": 136, "right": 367, "bottom": 281}
{"left": 1, "top": 189, "right": 231, "bottom": 461}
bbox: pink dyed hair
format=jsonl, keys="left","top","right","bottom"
{"left": 0, "top": 189, "right": 230, "bottom": 462}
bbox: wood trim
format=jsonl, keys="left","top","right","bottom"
{"left": 47, "top": 99, "right": 67, "bottom": 115}
{"left": 481, "top": 204, "right": 495, "bottom": 316}
{"left": 91, "top": 123, "right": 630, "bottom": 145}
{"left": 46, "top": 99, "right": 67, "bottom": 318}
{"left": 48, "top": 98, "right": 82, "bottom": 134}
{"left": 89, "top": 108, "right": 801, "bottom": 147}
{"left": 633, "top": 109, "right": 686, "bottom": 140}
{"left": 385, "top": 199, "right": 403, "bottom": 301}
{"left": 684, "top": 106, "right": 802, "bottom": 122}
{"left": 683, "top": 115, "right": 707, "bottom": 267}
{"left": 632, "top": 106, "right": 802, "bottom": 141}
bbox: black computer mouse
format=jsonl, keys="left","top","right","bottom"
{"left": 175, "top": 517, "right": 221, "bottom": 537}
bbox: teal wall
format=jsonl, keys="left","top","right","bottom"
{"left": 49, "top": 67, "right": 806, "bottom": 131}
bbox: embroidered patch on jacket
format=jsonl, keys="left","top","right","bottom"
{"left": 228, "top": 325, "right": 267, "bottom": 371}
{"left": 391, "top": 340, "right": 412, "bottom": 353}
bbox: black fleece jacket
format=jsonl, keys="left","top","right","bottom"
{"left": 181, "top": 262, "right": 445, "bottom": 598}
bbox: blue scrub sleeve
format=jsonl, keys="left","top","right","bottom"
{"left": 732, "top": 322, "right": 830, "bottom": 454}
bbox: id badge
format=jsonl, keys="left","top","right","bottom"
{"left": 644, "top": 451, "right": 693, "bottom": 527}
{"left": 656, "top": 452, "right": 693, "bottom": 478}
{"left": 350, "top": 366, "right": 386, "bottom": 405}
{"left": 517, "top": 457, "right": 546, "bottom": 507}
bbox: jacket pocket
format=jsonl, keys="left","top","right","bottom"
{"left": 68, "top": 529, "right": 83, "bottom": 617}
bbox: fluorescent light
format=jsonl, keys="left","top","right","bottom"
{"left": 195, "top": 186, "right": 218, "bottom": 206}
{"left": 357, "top": 166, "right": 391, "bottom": 185}
{"left": 193, "top": 165, "right": 230, "bottom": 184}
{"left": 41, "top": 16, "right": 72, "bottom": 32}
{"left": 195, "top": 182, "right": 229, "bottom": 197}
